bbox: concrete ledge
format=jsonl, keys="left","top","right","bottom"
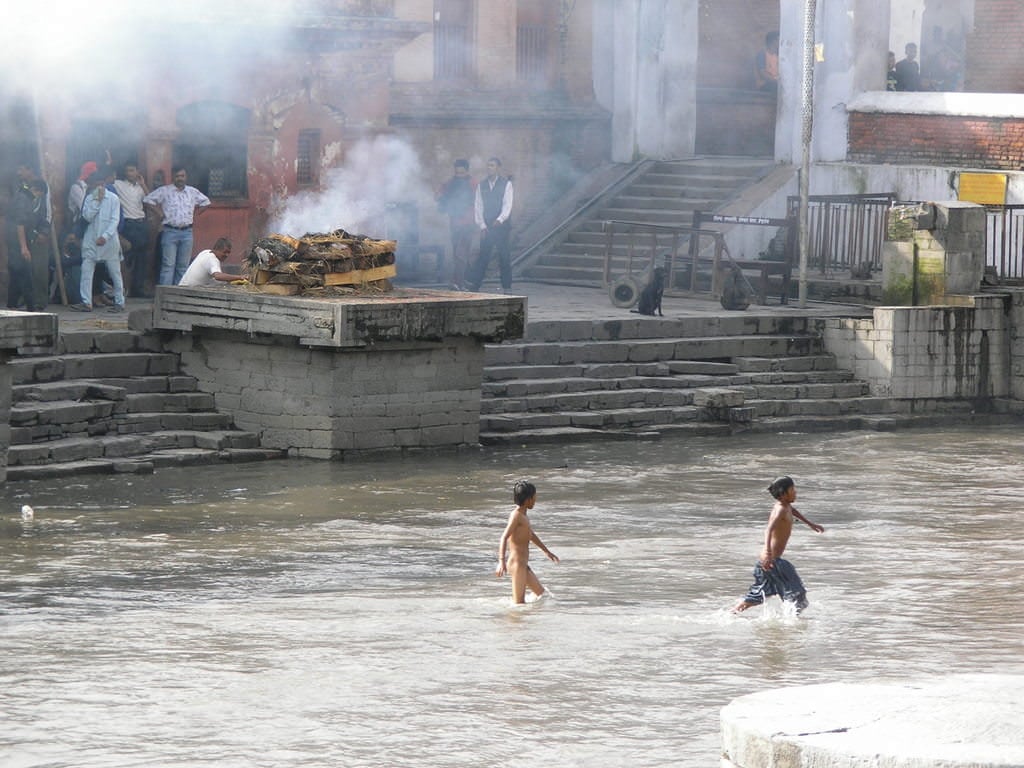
{"left": 0, "top": 310, "right": 58, "bottom": 351}
{"left": 150, "top": 287, "right": 525, "bottom": 348}
{"left": 848, "top": 91, "right": 1024, "bottom": 118}
{"left": 721, "top": 674, "right": 1024, "bottom": 768}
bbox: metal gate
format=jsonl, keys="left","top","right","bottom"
{"left": 984, "top": 205, "right": 1024, "bottom": 281}
{"left": 786, "top": 193, "right": 894, "bottom": 276}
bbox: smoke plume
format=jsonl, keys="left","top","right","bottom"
{"left": 269, "top": 135, "right": 431, "bottom": 237}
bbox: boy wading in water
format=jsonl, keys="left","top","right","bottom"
{"left": 733, "top": 476, "right": 824, "bottom": 614}
{"left": 496, "top": 480, "right": 559, "bottom": 604}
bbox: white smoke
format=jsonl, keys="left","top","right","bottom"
{"left": 269, "top": 134, "right": 432, "bottom": 237}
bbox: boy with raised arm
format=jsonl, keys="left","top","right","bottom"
{"left": 496, "top": 480, "right": 559, "bottom": 604}
{"left": 733, "top": 476, "right": 824, "bottom": 613}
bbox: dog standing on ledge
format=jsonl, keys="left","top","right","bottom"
{"left": 633, "top": 266, "right": 665, "bottom": 316}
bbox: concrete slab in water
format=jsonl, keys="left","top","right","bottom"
{"left": 721, "top": 674, "right": 1024, "bottom": 768}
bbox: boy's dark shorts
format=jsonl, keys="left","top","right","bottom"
{"left": 742, "top": 557, "right": 808, "bottom": 609}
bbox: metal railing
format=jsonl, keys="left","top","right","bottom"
{"left": 786, "top": 193, "right": 894, "bottom": 276}
{"left": 434, "top": 23, "right": 471, "bottom": 80}
{"left": 516, "top": 25, "right": 550, "bottom": 86}
{"left": 984, "top": 205, "right": 1024, "bottom": 281}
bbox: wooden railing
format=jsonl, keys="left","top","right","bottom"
{"left": 601, "top": 220, "right": 790, "bottom": 306}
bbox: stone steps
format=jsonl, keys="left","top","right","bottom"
{"left": 520, "top": 157, "right": 773, "bottom": 286}
{"left": 485, "top": 334, "right": 825, "bottom": 367}
{"left": 477, "top": 310, "right": 983, "bottom": 444}
{"left": 479, "top": 421, "right": 734, "bottom": 446}
{"left": 14, "top": 375, "right": 200, "bottom": 401}
{"left": 7, "top": 447, "right": 284, "bottom": 481}
{"left": 10, "top": 352, "right": 181, "bottom": 385}
{"left": 6, "top": 330, "right": 283, "bottom": 479}
{"left": 481, "top": 376, "right": 866, "bottom": 412}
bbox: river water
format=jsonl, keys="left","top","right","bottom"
{"left": 2, "top": 426, "right": 1023, "bottom": 767}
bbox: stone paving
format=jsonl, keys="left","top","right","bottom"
{"left": 43, "top": 280, "right": 873, "bottom": 337}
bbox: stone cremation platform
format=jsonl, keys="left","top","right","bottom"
{"left": 150, "top": 286, "right": 524, "bottom": 348}
{"left": 148, "top": 286, "right": 525, "bottom": 459}
{"left": 720, "top": 674, "right": 1024, "bottom": 768}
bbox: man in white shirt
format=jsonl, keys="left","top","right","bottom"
{"left": 113, "top": 162, "right": 150, "bottom": 297}
{"left": 178, "top": 237, "right": 241, "bottom": 287}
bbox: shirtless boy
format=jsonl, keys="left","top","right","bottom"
{"left": 733, "top": 476, "right": 824, "bottom": 613}
{"left": 496, "top": 480, "right": 559, "bottom": 604}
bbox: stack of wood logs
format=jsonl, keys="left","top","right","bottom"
{"left": 246, "top": 229, "right": 397, "bottom": 296}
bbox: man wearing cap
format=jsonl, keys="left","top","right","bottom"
{"left": 71, "top": 171, "right": 126, "bottom": 313}
{"left": 143, "top": 166, "right": 211, "bottom": 285}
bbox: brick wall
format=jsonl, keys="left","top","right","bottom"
{"left": 848, "top": 112, "right": 1024, "bottom": 170}
{"left": 965, "top": 0, "right": 1024, "bottom": 93}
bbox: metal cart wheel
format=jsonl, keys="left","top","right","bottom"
{"left": 609, "top": 274, "right": 641, "bottom": 308}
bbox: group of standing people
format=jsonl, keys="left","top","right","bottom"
{"left": 436, "top": 156, "right": 514, "bottom": 293}
{"left": 61, "top": 160, "right": 211, "bottom": 312}
{"left": 887, "top": 39, "right": 964, "bottom": 93}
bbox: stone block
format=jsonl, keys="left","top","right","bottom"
{"left": 691, "top": 388, "right": 745, "bottom": 408}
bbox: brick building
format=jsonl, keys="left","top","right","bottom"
{"left": 0, "top": 0, "right": 607, "bottom": 285}
{"left": 5, "top": 0, "right": 1024, "bottom": 300}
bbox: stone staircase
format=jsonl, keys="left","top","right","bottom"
{"left": 479, "top": 315, "right": 977, "bottom": 445}
{"left": 7, "top": 330, "right": 284, "bottom": 480}
{"left": 519, "top": 157, "right": 775, "bottom": 287}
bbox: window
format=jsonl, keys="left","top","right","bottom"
{"left": 516, "top": 0, "right": 554, "bottom": 89}
{"left": 297, "top": 130, "right": 321, "bottom": 186}
{"left": 434, "top": 0, "right": 473, "bottom": 81}
{"left": 173, "top": 102, "right": 249, "bottom": 200}
{"left": 516, "top": 25, "right": 549, "bottom": 85}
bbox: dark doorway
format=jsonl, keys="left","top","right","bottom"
{"left": 695, "top": 0, "right": 779, "bottom": 156}
{"left": 65, "top": 118, "right": 144, "bottom": 197}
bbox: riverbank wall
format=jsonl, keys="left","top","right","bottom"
{"left": 819, "top": 289, "right": 1024, "bottom": 408}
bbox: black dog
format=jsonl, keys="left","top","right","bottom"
{"left": 632, "top": 267, "right": 665, "bottom": 316}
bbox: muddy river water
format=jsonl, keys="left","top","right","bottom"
{"left": 2, "top": 426, "right": 1022, "bottom": 767}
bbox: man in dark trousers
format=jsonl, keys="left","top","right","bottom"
{"left": 894, "top": 42, "right": 922, "bottom": 91}
{"left": 466, "top": 157, "right": 514, "bottom": 293}
{"left": 436, "top": 158, "right": 476, "bottom": 290}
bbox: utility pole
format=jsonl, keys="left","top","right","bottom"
{"left": 797, "top": 0, "right": 817, "bottom": 308}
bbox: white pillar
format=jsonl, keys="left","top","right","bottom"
{"left": 602, "top": 0, "right": 698, "bottom": 161}
{"left": 776, "top": 0, "right": 891, "bottom": 164}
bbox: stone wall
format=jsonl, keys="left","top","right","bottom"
{"left": 821, "top": 294, "right": 1012, "bottom": 400}
{"left": 166, "top": 332, "right": 485, "bottom": 460}
{"left": 1011, "top": 291, "right": 1024, "bottom": 401}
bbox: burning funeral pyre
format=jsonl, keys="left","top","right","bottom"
{"left": 246, "top": 229, "right": 397, "bottom": 296}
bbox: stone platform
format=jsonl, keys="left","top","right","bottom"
{"left": 149, "top": 285, "right": 524, "bottom": 348}
{"left": 146, "top": 286, "right": 526, "bottom": 459}
{"left": 720, "top": 674, "right": 1024, "bottom": 768}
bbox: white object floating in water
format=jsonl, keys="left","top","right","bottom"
{"left": 21, "top": 504, "right": 34, "bottom": 521}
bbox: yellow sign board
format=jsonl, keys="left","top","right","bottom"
{"left": 959, "top": 172, "right": 1007, "bottom": 205}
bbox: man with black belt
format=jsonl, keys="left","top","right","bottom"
{"left": 113, "top": 162, "right": 151, "bottom": 296}
{"left": 143, "top": 166, "right": 210, "bottom": 285}
{"left": 466, "top": 157, "right": 514, "bottom": 293}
